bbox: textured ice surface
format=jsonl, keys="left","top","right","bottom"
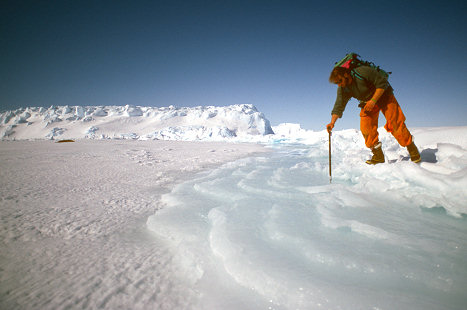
{"left": 148, "top": 135, "right": 467, "bottom": 310}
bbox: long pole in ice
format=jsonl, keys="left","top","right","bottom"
{"left": 328, "top": 131, "right": 332, "bottom": 183}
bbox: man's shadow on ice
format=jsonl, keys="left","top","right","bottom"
{"left": 388, "top": 148, "right": 438, "bottom": 164}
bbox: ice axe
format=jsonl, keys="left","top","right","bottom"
{"left": 328, "top": 130, "right": 332, "bottom": 183}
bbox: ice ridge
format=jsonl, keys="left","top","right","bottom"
{"left": 0, "top": 104, "right": 274, "bottom": 141}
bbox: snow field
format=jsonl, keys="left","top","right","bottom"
{"left": 147, "top": 127, "right": 467, "bottom": 310}
{"left": 0, "top": 139, "right": 266, "bottom": 310}
{"left": 1, "top": 102, "right": 466, "bottom": 309}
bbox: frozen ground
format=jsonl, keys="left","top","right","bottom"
{"left": 1, "top": 104, "right": 466, "bottom": 309}
{"left": 0, "top": 139, "right": 266, "bottom": 310}
{"left": 145, "top": 126, "right": 467, "bottom": 310}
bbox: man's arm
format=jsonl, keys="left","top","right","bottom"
{"left": 328, "top": 86, "right": 352, "bottom": 132}
{"left": 326, "top": 114, "right": 339, "bottom": 133}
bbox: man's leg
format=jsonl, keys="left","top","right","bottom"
{"left": 381, "top": 94, "right": 412, "bottom": 147}
{"left": 381, "top": 94, "right": 421, "bottom": 162}
{"left": 360, "top": 105, "right": 380, "bottom": 148}
{"left": 360, "top": 106, "right": 385, "bottom": 164}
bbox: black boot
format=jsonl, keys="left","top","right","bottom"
{"left": 366, "top": 142, "right": 385, "bottom": 165}
{"left": 407, "top": 142, "right": 421, "bottom": 163}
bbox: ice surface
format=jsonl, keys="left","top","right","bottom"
{"left": 147, "top": 127, "right": 467, "bottom": 310}
{"left": 0, "top": 139, "right": 266, "bottom": 310}
{"left": 1, "top": 104, "right": 467, "bottom": 309}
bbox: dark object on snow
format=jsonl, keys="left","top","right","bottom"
{"left": 56, "top": 139, "right": 75, "bottom": 143}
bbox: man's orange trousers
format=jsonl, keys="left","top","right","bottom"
{"left": 360, "top": 93, "right": 413, "bottom": 149}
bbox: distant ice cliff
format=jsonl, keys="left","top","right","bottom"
{"left": 0, "top": 104, "right": 274, "bottom": 141}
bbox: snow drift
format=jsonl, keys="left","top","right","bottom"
{"left": 0, "top": 104, "right": 274, "bottom": 141}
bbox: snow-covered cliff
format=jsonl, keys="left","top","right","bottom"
{"left": 0, "top": 104, "right": 274, "bottom": 141}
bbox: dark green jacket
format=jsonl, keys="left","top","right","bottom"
{"left": 331, "top": 66, "right": 393, "bottom": 118}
